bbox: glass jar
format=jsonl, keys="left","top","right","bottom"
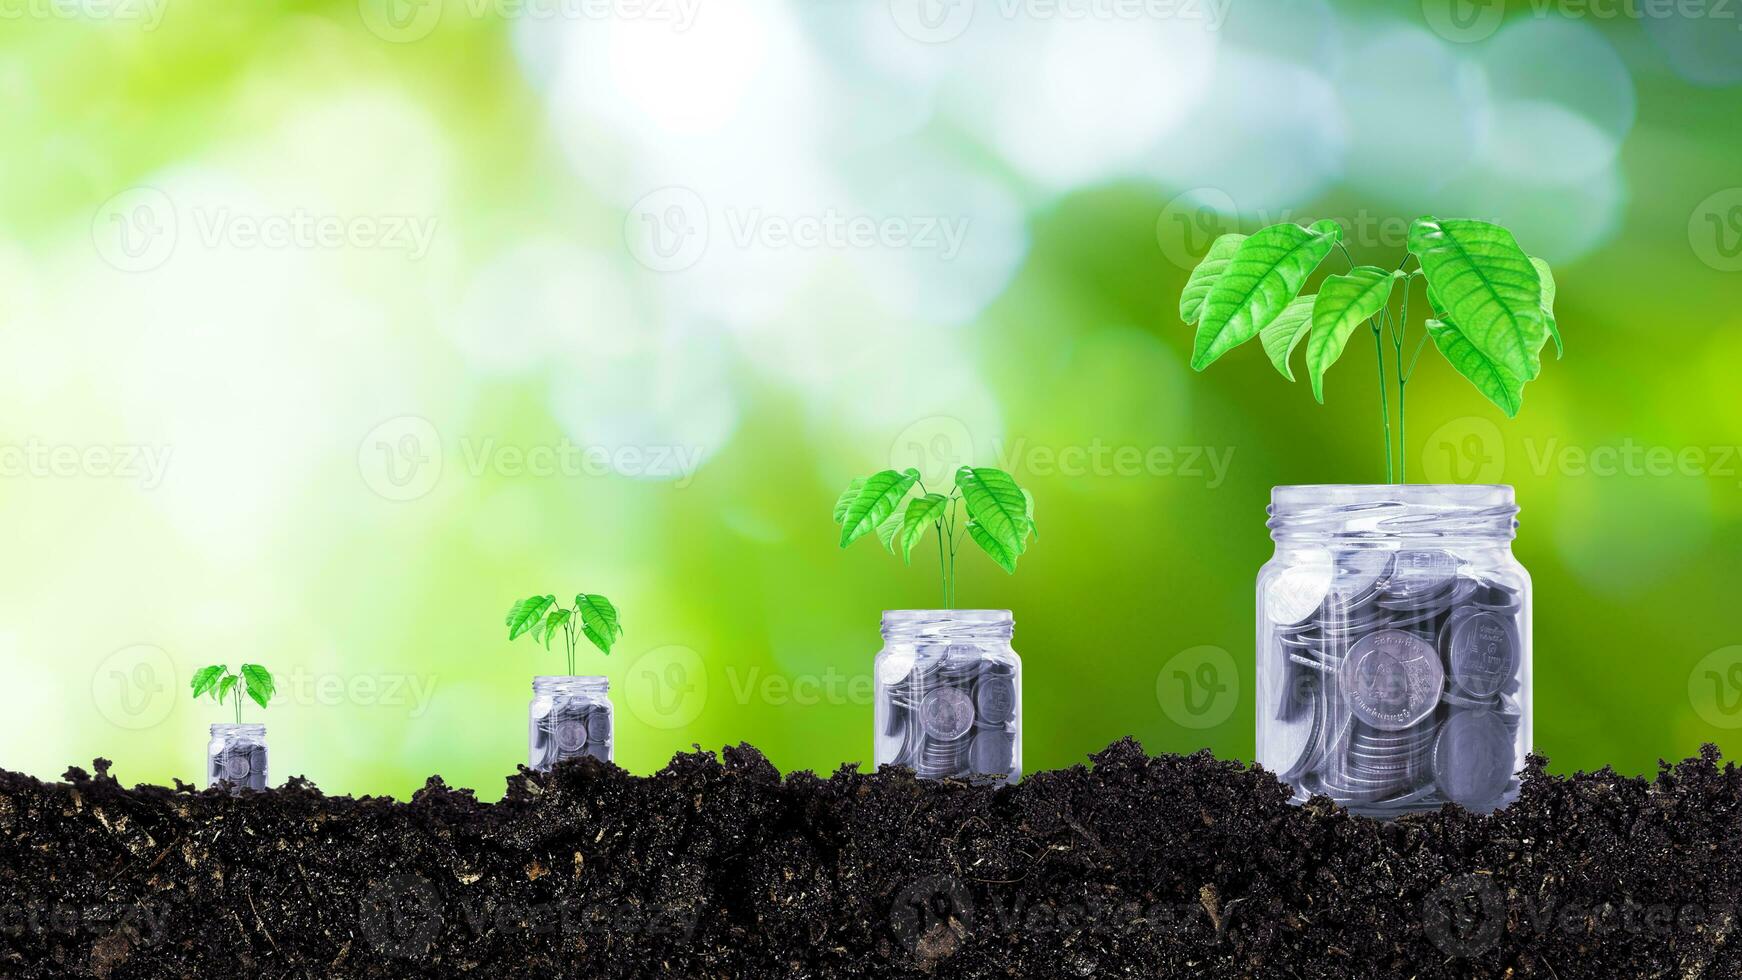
{"left": 207, "top": 723, "right": 267, "bottom": 792}
{"left": 1256, "top": 485, "right": 1531, "bottom": 816}
{"left": 530, "top": 675, "right": 613, "bottom": 770}
{"left": 875, "top": 610, "right": 1022, "bottom": 784}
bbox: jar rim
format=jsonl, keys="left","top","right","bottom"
{"left": 210, "top": 723, "right": 265, "bottom": 734}
{"left": 1269, "top": 484, "right": 1518, "bottom": 542}
{"left": 533, "top": 674, "right": 609, "bottom": 692}
{"left": 1272, "top": 484, "right": 1514, "bottom": 508}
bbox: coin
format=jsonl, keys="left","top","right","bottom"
{"left": 1328, "top": 550, "right": 1394, "bottom": 607}
{"left": 1432, "top": 710, "right": 1514, "bottom": 807}
{"left": 1443, "top": 608, "right": 1519, "bottom": 699}
{"left": 1386, "top": 550, "right": 1459, "bottom": 600}
{"left": 975, "top": 674, "right": 1016, "bottom": 725}
{"left": 1339, "top": 630, "right": 1444, "bottom": 731}
{"left": 878, "top": 652, "right": 915, "bottom": 687}
{"left": 224, "top": 750, "right": 251, "bottom": 780}
{"left": 555, "top": 719, "right": 588, "bottom": 754}
{"left": 1272, "top": 697, "right": 1320, "bottom": 781}
{"left": 1265, "top": 562, "right": 1333, "bottom": 627}
{"left": 919, "top": 687, "right": 975, "bottom": 740}
{"left": 586, "top": 708, "right": 611, "bottom": 743}
{"left": 970, "top": 730, "right": 1014, "bottom": 775}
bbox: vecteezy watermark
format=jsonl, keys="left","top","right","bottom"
{"left": 1421, "top": 418, "right": 1742, "bottom": 488}
{"left": 1690, "top": 646, "right": 1742, "bottom": 730}
{"left": 1156, "top": 645, "right": 1239, "bottom": 730}
{"left": 1690, "top": 187, "right": 1742, "bottom": 273}
{"left": 622, "top": 186, "right": 971, "bottom": 273}
{"left": 357, "top": 0, "right": 700, "bottom": 43}
{"left": 623, "top": 645, "right": 708, "bottom": 730}
{"left": 0, "top": 0, "right": 167, "bottom": 28}
{"left": 1157, "top": 191, "right": 1495, "bottom": 271}
{"left": 1421, "top": 872, "right": 1734, "bottom": 957}
{"left": 0, "top": 440, "right": 173, "bottom": 490}
{"left": 888, "top": 0, "right": 1231, "bottom": 44}
{"left": 91, "top": 644, "right": 179, "bottom": 731}
{"left": 357, "top": 416, "right": 707, "bottom": 502}
{"left": 724, "top": 666, "right": 874, "bottom": 707}
{"left": 91, "top": 186, "right": 439, "bottom": 272}
{"left": 1425, "top": 0, "right": 1742, "bottom": 44}
{"left": 273, "top": 667, "right": 440, "bottom": 718}
{"left": 1419, "top": 0, "right": 1507, "bottom": 42}
{"left": 889, "top": 415, "right": 1236, "bottom": 489}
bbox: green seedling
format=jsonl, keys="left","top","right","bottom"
{"left": 834, "top": 465, "right": 1036, "bottom": 608}
{"left": 190, "top": 664, "right": 276, "bottom": 723}
{"left": 506, "top": 593, "right": 623, "bottom": 674}
{"left": 1182, "top": 216, "right": 1563, "bottom": 482}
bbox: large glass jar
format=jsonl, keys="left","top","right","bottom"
{"left": 1256, "top": 485, "right": 1531, "bottom": 817}
{"left": 530, "top": 675, "right": 613, "bottom": 770}
{"left": 875, "top": 610, "right": 1021, "bottom": 784}
{"left": 207, "top": 723, "right": 267, "bottom": 792}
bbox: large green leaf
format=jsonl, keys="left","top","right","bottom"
{"left": 506, "top": 595, "right": 555, "bottom": 641}
{"left": 1307, "top": 266, "right": 1400, "bottom": 403}
{"left": 898, "top": 493, "right": 948, "bottom": 563}
{"left": 216, "top": 674, "right": 238, "bottom": 705}
{"left": 875, "top": 503, "right": 906, "bottom": 553}
{"left": 1179, "top": 232, "right": 1246, "bottom": 325}
{"left": 956, "top": 466, "right": 1032, "bottom": 561}
{"left": 1191, "top": 219, "right": 1342, "bottom": 371}
{"left": 577, "top": 594, "right": 622, "bottom": 654}
{"left": 1257, "top": 294, "right": 1317, "bottom": 382}
{"left": 1409, "top": 217, "right": 1546, "bottom": 381}
{"left": 240, "top": 664, "right": 275, "bottom": 710}
{"left": 1530, "top": 256, "right": 1563, "bottom": 358}
{"left": 541, "top": 608, "right": 571, "bottom": 649}
{"left": 190, "top": 664, "right": 226, "bottom": 699}
{"left": 838, "top": 469, "right": 918, "bottom": 548}
{"left": 967, "top": 522, "right": 1020, "bottom": 574}
{"left": 1427, "top": 318, "right": 1526, "bottom": 418}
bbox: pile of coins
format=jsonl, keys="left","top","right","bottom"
{"left": 208, "top": 735, "right": 268, "bottom": 792}
{"left": 531, "top": 698, "right": 612, "bottom": 770}
{"left": 882, "top": 648, "right": 1018, "bottom": 782}
{"left": 1263, "top": 548, "right": 1523, "bottom": 813}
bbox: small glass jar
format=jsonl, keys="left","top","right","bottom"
{"left": 530, "top": 675, "right": 613, "bottom": 770}
{"left": 1257, "top": 485, "right": 1531, "bottom": 816}
{"left": 207, "top": 723, "right": 267, "bottom": 792}
{"left": 875, "top": 610, "right": 1022, "bottom": 784}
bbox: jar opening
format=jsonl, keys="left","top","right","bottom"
{"left": 210, "top": 723, "right": 265, "bottom": 735}
{"left": 1269, "top": 484, "right": 1517, "bottom": 543}
{"left": 533, "top": 674, "right": 609, "bottom": 694}
{"left": 880, "top": 609, "right": 1013, "bottom": 642}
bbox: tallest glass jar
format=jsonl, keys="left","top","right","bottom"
{"left": 875, "top": 610, "right": 1022, "bottom": 784}
{"left": 1256, "top": 485, "right": 1531, "bottom": 817}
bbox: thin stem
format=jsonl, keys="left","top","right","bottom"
{"left": 1372, "top": 324, "right": 1394, "bottom": 484}
{"left": 935, "top": 519, "right": 948, "bottom": 608}
{"left": 1396, "top": 271, "right": 1412, "bottom": 483}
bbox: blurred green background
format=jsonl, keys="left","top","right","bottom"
{"left": 3, "top": 0, "right": 1740, "bottom": 798}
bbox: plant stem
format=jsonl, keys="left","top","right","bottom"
{"left": 1396, "top": 273, "right": 1412, "bottom": 483}
{"left": 1372, "top": 324, "right": 1394, "bottom": 484}
{"left": 935, "top": 520, "right": 948, "bottom": 609}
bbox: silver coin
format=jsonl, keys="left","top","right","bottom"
{"left": 970, "top": 730, "right": 1014, "bottom": 775}
{"left": 249, "top": 746, "right": 267, "bottom": 776}
{"left": 224, "top": 750, "right": 251, "bottom": 780}
{"left": 1272, "top": 695, "right": 1320, "bottom": 781}
{"left": 1444, "top": 608, "right": 1520, "bottom": 699}
{"left": 1441, "top": 688, "right": 1497, "bottom": 711}
{"left": 975, "top": 675, "right": 1016, "bottom": 725}
{"left": 555, "top": 719, "right": 589, "bottom": 753}
{"left": 1328, "top": 550, "right": 1394, "bottom": 605}
{"left": 1265, "top": 562, "right": 1333, "bottom": 627}
{"left": 1386, "top": 550, "right": 1459, "bottom": 600}
{"left": 878, "top": 652, "right": 915, "bottom": 687}
{"left": 586, "top": 709, "right": 611, "bottom": 743}
{"left": 1432, "top": 710, "right": 1514, "bottom": 807}
{"left": 1339, "top": 630, "right": 1445, "bottom": 732}
{"left": 919, "top": 687, "right": 975, "bottom": 740}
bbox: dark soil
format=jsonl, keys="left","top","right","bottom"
{"left": 3, "top": 741, "right": 1739, "bottom": 979}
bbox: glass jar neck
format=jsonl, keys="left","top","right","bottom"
{"left": 211, "top": 723, "right": 265, "bottom": 736}
{"left": 880, "top": 609, "right": 1013, "bottom": 643}
{"left": 533, "top": 675, "right": 609, "bottom": 696}
{"left": 1269, "top": 484, "right": 1517, "bottom": 546}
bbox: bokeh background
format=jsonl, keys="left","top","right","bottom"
{"left": 3, "top": 0, "right": 1740, "bottom": 798}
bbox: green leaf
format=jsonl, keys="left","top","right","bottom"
{"left": 215, "top": 674, "right": 238, "bottom": 705}
{"left": 1022, "top": 488, "right": 1037, "bottom": 538}
{"left": 875, "top": 502, "right": 906, "bottom": 553}
{"left": 838, "top": 469, "right": 919, "bottom": 548}
{"left": 956, "top": 466, "right": 1032, "bottom": 561}
{"left": 1307, "top": 266, "right": 1400, "bottom": 403}
{"left": 577, "top": 594, "right": 622, "bottom": 655}
{"left": 897, "top": 492, "right": 948, "bottom": 564}
{"left": 190, "top": 665, "right": 226, "bottom": 699}
{"left": 1530, "top": 256, "right": 1562, "bottom": 358}
{"left": 506, "top": 595, "right": 555, "bottom": 641}
{"left": 1179, "top": 232, "right": 1246, "bottom": 325}
{"left": 1191, "top": 219, "right": 1342, "bottom": 371}
{"left": 541, "top": 608, "right": 571, "bottom": 649}
{"left": 1257, "top": 294, "right": 1317, "bottom": 382}
{"left": 1427, "top": 318, "right": 1525, "bottom": 418}
{"left": 240, "top": 664, "right": 275, "bottom": 710}
{"left": 831, "top": 478, "right": 866, "bottom": 524}
{"left": 967, "top": 522, "right": 1020, "bottom": 574}
{"left": 1408, "top": 217, "right": 1546, "bottom": 381}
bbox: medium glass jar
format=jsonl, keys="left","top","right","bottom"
{"left": 530, "top": 675, "right": 613, "bottom": 770}
{"left": 207, "top": 723, "right": 267, "bottom": 792}
{"left": 1256, "top": 485, "right": 1531, "bottom": 817}
{"left": 875, "top": 610, "right": 1022, "bottom": 784}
